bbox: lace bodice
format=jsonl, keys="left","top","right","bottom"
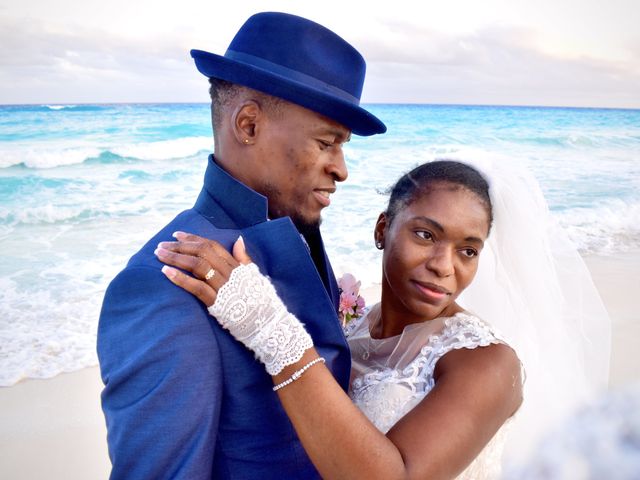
{"left": 346, "top": 309, "right": 512, "bottom": 479}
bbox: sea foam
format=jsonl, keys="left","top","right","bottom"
{"left": 0, "top": 136, "right": 212, "bottom": 169}
{"left": 557, "top": 199, "right": 640, "bottom": 255}
{"left": 0, "top": 145, "right": 103, "bottom": 169}
{"left": 0, "top": 276, "right": 100, "bottom": 386}
{"left": 110, "top": 136, "right": 213, "bottom": 161}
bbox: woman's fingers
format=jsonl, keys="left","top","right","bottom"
{"left": 172, "top": 231, "right": 232, "bottom": 260}
{"left": 161, "top": 266, "right": 217, "bottom": 306}
{"left": 156, "top": 232, "right": 254, "bottom": 307}
{"left": 155, "top": 246, "right": 228, "bottom": 288}
{"left": 158, "top": 240, "right": 238, "bottom": 273}
{"left": 172, "top": 231, "right": 197, "bottom": 242}
{"left": 172, "top": 233, "right": 239, "bottom": 268}
{"left": 171, "top": 232, "right": 252, "bottom": 266}
{"left": 233, "top": 236, "right": 253, "bottom": 265}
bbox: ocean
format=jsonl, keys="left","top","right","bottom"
{"left": 1, "top": 103, "right": 639, "bottom": 386}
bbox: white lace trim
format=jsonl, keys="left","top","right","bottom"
{"left": 208, "top": 263, "right": 313, "bottom": 375}
{"left": 351, "top": 314, "right": 506, "bottom": 423}
{"left": 349, "top": 313, "right": 509, "bottom": 479}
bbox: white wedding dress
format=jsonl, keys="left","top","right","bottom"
{"left": 345, "top": 309, "right": 514, "bottom": 479}
{"left": 336, "top": 156, "right": 610, "bottom": 477}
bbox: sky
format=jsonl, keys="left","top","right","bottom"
{"left": 1, "top": 0, "right": 638, "bottom": 108}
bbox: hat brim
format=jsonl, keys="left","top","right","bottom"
{"left": 191, "top": 49, "right": 386, "bottom": 136}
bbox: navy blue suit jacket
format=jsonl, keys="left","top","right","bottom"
{"left": 97, "top": 156, "right": 351, "bottom": 479}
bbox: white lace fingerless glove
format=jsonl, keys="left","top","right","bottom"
{"left": 208, "top": 263, "right": 313, "bottom": 376}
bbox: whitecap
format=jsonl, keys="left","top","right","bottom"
{"left": 555, "top": 199, "right": 640, "bottom": 255}
{"left": 110, "top": 136, "right": 213, "bottom": 161}
{"left": 0, "top": 276, "right": 101, "bottom": 386}
{"left": 44, "top": 105, "right": 73, "bottom": 110}
{"left": 0, "top": 145, "right": 103, "bottom": 169}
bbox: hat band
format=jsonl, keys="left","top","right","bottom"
{"left": 224, "top": 50, "right": 360, "bottom": 105}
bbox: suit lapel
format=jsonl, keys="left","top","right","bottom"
{"left": 302, "top": 228, "right": 340, "bottom": 310}
{"left": 241, "top": 218, "right": 350, "bottom": 388}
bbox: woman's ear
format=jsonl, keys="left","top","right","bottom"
{"left": 231, "top": 100, "right": 260, "bottom": 145}
{"left": 374, "top": 212, "right": 387, "bottom": 250}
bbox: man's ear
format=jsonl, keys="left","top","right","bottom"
{"left": 231, "top": 100, "right": 261, "bottom": 146}
{"left": 374, "top": 212, "right": 387, "bottom": 250}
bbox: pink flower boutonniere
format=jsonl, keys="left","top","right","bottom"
{"left": 338, "top": 273, "right": 366, "bottom": 327}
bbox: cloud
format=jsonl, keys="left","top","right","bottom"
{"left": 356, "top": 23, "right": 640, "bottom": 107}
{"left": 1, "top": 16, "right": 191, "bottom": 70}
{"left": 0, "top": 15, "right": 207, "bottom": 103}
{"left": 0, "top": 13, "right": 638, "bottom": 107}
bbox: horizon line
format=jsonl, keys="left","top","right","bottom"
{"left": 1, "top": 101, "right": 639, "bottom": 112}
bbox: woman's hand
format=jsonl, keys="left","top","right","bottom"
{"left": 155, "top": 230, "right": 313, "bottom": 376}
{"left": 154, "top": 231, "right": 252, "bottom": 306}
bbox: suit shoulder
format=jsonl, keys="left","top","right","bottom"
{"left": 125, "top": 209, "right": 241, "bottom": 270}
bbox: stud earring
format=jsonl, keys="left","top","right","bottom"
{"left": 243, "top": 139, "right": 250, "bottom": 144}
{"left": 375, "top": 241, "right": 383, "bottom": 249}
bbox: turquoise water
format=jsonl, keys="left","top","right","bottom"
{"left": 1, "top": 103, "right": 639, "bottom": 385}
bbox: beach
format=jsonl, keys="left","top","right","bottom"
{"left": 0, "top": 252, "right": 638, "bottom": 479}
{"left": 586, "top": 252, "right": 640, "bottom": 387}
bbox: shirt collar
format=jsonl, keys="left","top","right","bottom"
{"left": 194, "top": 154, "right": 269, "bottom": 229}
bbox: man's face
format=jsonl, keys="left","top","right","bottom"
{"left": 251, "top": 103, "right": 351, "bottom": 230}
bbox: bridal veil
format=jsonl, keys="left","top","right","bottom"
{"left": 451, "top": 154, "right": 611, "bottom": 464}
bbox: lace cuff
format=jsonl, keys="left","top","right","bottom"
{"left": 208, "top": 263, "right": 313, "bottom": 375}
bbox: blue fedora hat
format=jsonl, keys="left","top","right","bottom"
{"left": 191, "top": 12, "right": 386, "bottom": 136}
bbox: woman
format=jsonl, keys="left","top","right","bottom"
{"left": 156, "top": 160, "right": 609, "bottom": 478}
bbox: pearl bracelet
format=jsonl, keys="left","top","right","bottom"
{"left": 272, "top": 357, "right": 326, "bottom": 392}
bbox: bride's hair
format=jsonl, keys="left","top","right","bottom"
{"left": 384, "top": 160, "right": 493, "bottom": 231}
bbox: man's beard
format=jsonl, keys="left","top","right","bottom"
{"left": 292, "top": 214, "right": 322, "bottom": 238}
{"left": 274, "top": 206, "right": 322, "bottom": 238}
{"left": 263, "top": 184, "right": 322, "bottom": 236}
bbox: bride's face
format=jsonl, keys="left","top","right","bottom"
{"left": 376, "top": 183, "right": 490, "bottom": 323}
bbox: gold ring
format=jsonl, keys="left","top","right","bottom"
{"left": 205, "top": 268, "right": 216, "bottom": 280}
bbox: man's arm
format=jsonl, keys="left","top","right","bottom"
{"left": 98, "top": 265, "right": 222, "bottom": 479}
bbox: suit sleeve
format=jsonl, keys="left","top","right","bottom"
{"left": 97, "top": 265, "right": 223, "bottom": 479}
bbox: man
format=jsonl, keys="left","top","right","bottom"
{"left": 97, "top": 11, "right": 386, "bottom": 479}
